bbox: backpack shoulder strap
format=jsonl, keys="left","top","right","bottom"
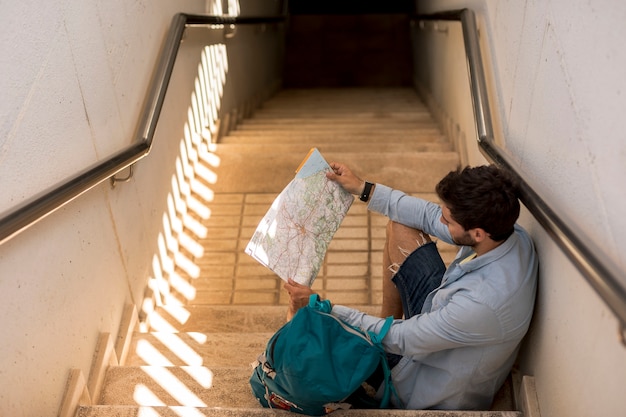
{"left": 308, "top": 293, "right": 332, "bottom": 313}
{"left": 368, "top": 315, "right": 393, "bottom": 344}
{"left": 368, "top": 316, "right": 404, "bottom": 409}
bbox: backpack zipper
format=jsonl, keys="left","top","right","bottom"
{"left": 317, "top": 311, "right": 375, "bottom": 345}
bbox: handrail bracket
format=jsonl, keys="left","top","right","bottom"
{"left": 110, "top": 165, "right": 135, "bottom": 188}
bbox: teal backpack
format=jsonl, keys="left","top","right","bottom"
{"left": 250, "top": 294, "right": 397, "bottom": 415}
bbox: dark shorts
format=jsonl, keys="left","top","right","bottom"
{"left": 392, "top": 241, "right": 446, "bottom": 319}
{"left": 377, "top": 242, "right": 446, "bottom": 371}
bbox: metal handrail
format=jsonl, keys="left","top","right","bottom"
{"left": 0, "top": 13, "right": 285, "bottom": 246}
{"left": 416, "top": 9, "right": 626, "bottom": 330}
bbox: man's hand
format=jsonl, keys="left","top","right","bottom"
{"left": 284, "top": 278, "right": 314, "bottom": 320}
{"left": 326, "top": 162, "right": 366, "bottom": 195}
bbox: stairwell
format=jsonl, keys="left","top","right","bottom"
{"left": 74, "top": 88, "right": 523, "bottom": 417}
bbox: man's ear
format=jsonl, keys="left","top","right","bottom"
{"left": 471, "top": 228, "right": 489, "bottom": 243}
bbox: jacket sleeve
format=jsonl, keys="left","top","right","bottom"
{"left": 368, "top": 184, "right": 454, "bottom": 244}
{"left": 332, "top": 291, "right": 503, "bottom": 356}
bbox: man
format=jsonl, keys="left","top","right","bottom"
{"left": 284, "top": 162, "right": 538, "bottom": 410}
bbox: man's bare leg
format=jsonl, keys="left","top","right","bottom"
{"left": 381, "top": 221, "right": 432, "bottom": 319}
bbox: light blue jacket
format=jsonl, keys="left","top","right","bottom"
{"left": 331, "top": 184, "right": 538, "bottom": 410}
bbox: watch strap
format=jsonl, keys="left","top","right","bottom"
{"left": 360, "top": 181, "right": 374, "bottom": 202}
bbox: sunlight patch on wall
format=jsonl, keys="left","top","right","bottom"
{"left": 141, "top": 42, "right": 228, "bottom": 319}
{"left": 227, "top": 0, "right": 241, "bottom": 17}
{"left": 133, "top": 40, "right": 230, "bottom": 408}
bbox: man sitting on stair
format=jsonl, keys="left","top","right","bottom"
{"left": 284, "top": 162, "right": 538, "bottom": 410}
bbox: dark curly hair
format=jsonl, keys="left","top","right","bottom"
{"left": 435, "top": 165, "right": 520, "bottom": 242}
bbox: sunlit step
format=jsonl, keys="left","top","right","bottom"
{"left": 255, "top": 106, "right": 430, "bottom": 114}
{"left": 100, "top": 366, "right": 258, "bottom": 407}
{"left": 209, "top": 151, "right": 460, "bottom": 194}
{"left": 147, "top": 305, "right": 380, "bottom": 333}
{"left": 219, "top": 131, "right": 446, "bottom": 143}
{"left": 147, "top": 304, "right": 290, "bottom": 333}
{"left": 235, "top": 122, "right": 438, "bottom": 130}
{"left": 254, "top": 109, "right": 432, "bottom": 116}
{"left": 213, "top": 142, "right": 453, "bottom": 154}
{"left": 124, "top": 332, "right": 272, "bottom": 366}
{"left": 249, "top": 112, "right": 433, "bottom": 120}
{"left": 78, "top": 405, "right": 523, "bottom": 417}
{"left": 226, "top": 127, "right": 441, "bottom": 133}
{"left": 241, "top": 116, "right": 435, "bottom": 124}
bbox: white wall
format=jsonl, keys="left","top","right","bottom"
{"left": 414, "top": 1, "right": 626, "bottom": 416}
{"left": 0, "top": 1, "right": 284, "bottom": 415}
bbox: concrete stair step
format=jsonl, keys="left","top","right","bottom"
{"left": 255, "top": 106, "right": 428, "bottom": 112}
{"left": 100, "top": 366, "right": 257, "bottom": 407}
{"left": 99, "top": 365, "right": 517, "bottom": 412}
{"left": 240, "top": 117, "right": 435, "bottom": 125}
{"left": 226, "top": 129, "right": 442, "bottom": 135}
{"left": 213, "top": 142, "right": 453, "bottom": 154}
{"left": 264, "top": 98, "right": 424, "bottom": 105}
{"left": 235, "top": 123, "right": 438, "bottom": 131}
{"left": 249, "top": 112, "right": 433, "bottom": 120}
{"left": 124, "top": 332, "right": 272, "bottom": 367}
{"left": 209, "top": 151, "right": 459, "bottom": 194}
{"left": 146, "top": 305, "right": 286, "bottom": 333}
{"left": 254, "top": 109, "right": 431, "bottom": 117}
{"left": 258, "top": 102, "right": 428, "bottom": 109}
{"left": 259, "top": 98, "right": 427, "bottom": 105}
{"left": 146, "top": 305, "right": 380, "bottom": 333}
{"left": 185, "top": 288, "right": 378, "bottom": 308}
{"left": 77, "top": 406, "right": 522, "bottom": 417}
{"left": 265, "top": 90, "right": 423, "bottom": 99}
{"left": 219, "top": 131, "right": 446, "bottom": 143}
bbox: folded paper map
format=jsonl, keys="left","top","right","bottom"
{"left": 245, "top": 148, "right": 354, "bottom": 287}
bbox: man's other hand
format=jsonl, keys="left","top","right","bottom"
{"left": 284, "top": 278, "right": 314, "bottom": 320}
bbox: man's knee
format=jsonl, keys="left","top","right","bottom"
{"left": 386, "top": 220, "right": 432, "bottom": 247}
{"left": 385, "top": 221, "right": 433, "bottom": 274}
{"left": 386, "top": 220, "right": 414, "bottom": 242}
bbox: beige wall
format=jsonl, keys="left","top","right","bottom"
{"left": 0, "top": 1, "right": 284, "bottom": 415}
{"left": 414, "top": 1, "right": 626, "bottom": 416}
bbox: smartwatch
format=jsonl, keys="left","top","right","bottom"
{"left": 359, "top": 181, "right": 374, "bottom": 202}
